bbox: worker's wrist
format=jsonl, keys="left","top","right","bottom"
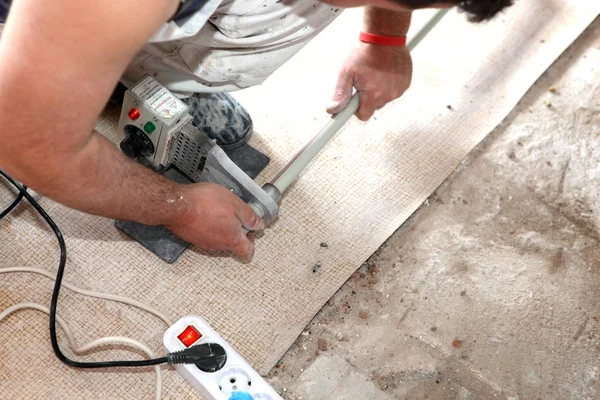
{"left": 159, "top": 184, "right": 192, "bottom": 228}
{"left": 363, "top": 6, "right": 411, "bottom": 37}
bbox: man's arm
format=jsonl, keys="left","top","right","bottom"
{"left": 363, "top": 5, "right": 411, "bottom": 36}
{"left": 0, "top": 0, "right": 262, "bottom": 259}
{"left": 327, "top": 7, "right": 413, "bottom": 120}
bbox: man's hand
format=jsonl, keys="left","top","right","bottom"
{"left": 166, "top": 183, "right": 264, "bottom": 261}
{"left": 326, "top": 42, "right": 412, "bottom": 121}
{"left": 327, "top": 7, "right": 412, "bottom": 121}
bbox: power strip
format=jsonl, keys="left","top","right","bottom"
{"left": 164, "top": 315, "right": 282, "bottom": 400}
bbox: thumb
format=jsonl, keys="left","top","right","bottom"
{"left": 236, "top": 202, "right": 264, "bottom": 232}
{"left": 326, "top": 70, "right": 354, "bottom": 115}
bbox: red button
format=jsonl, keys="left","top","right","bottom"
{"left": 177, "top": 325, "right": 202, "bottom": 347}
{"left": 128, "top": 108, "right": 141, "bottom": 120}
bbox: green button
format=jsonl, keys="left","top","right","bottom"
{"left": 144, "top": 121, "right": 156, "bottom": 133}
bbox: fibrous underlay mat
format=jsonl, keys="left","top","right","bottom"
{"left": 2, "top": 1, "right": 599, "bottom": 398}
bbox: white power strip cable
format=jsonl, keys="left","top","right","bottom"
{"left": 0, "top": 267, "right": 173, "bottom": 326}
{"left": 0, "top": 302, "right": 163, "bottom": 400}
{"left": 0, "top": 267, "right": 175, "bottom": 399}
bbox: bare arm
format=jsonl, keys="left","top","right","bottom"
{"left": 0, "top": 0, "right": 262, "bottom": 259}
{"left": 363, "top": 5, "right": 411, "bottom": 36}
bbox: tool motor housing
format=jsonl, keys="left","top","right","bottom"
{"left": 117, "top": 75, "right": 197, "bottom": 172}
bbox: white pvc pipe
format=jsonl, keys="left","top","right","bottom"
{"left": 271, "top": 8, "right": 450, "bottom": 194}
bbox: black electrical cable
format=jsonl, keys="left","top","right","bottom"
{"left": 0, "top": 168, "right": 168, "bottom": 368}
{"left": 0, "top": 175, "right": 27, "bottom": 221}
{"left": 0, "top": 191, "right": 23, "bottom": 220}
{"left": 1, "top": 169, "right": 216, "bottom": 369}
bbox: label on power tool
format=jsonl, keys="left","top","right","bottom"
{"left": 133, "top": 76, "right": 187, "bottom": 119}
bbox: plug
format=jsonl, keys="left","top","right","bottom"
{"left": 167, "top": 342, "right": 227, "bottom": 372}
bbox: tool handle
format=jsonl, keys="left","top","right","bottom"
{"left": 271, "top": 94, "right": 360, "bottom": 193}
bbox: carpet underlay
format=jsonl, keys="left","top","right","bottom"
{"left": 1, "top": 1, "right": 599, "bottom": 398}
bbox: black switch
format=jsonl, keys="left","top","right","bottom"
{"left": 120, "top": 125, "right": 154, "bottom": 159}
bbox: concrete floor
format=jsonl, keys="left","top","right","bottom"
{"left": 265, "top": 17, "right": 600, "bottom": 400}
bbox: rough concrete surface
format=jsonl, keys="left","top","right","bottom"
{"left": 266, "top": 17, "right": 600, "bottom": 400}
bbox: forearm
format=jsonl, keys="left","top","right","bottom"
{"left": 2, "top": 132, "right": 187, "bottom": 227}
{"left": 363, "top": 6, "right": 412, "bottom": 36}
{"left": 0, "top": 0, "right": 187, "bottom": 226}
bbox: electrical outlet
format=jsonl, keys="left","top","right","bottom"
{"left": 218, "top": 367, "right": 252, "bottom": 396}
{"left": 164, "top": 315, "right": 283, "bottom": 400}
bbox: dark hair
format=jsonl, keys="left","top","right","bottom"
{"left": 400, "top": 0, "right": 514, "bottom": 22}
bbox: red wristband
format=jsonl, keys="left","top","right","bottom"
{"left": 359, "top": 31, "right": 407, "bottom": 46}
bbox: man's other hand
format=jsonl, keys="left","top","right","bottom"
{"left": 166, "top": 182, "right": 264, "bottom": 261}
{"left": 326, "top": 42, "right": 412, "bottom": 121}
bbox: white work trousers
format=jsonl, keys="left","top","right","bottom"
{"left": 122, "top": 0, "right": 343, "bottom": 97}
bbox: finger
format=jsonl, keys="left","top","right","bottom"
{"left": 232, "top": 234, "right": 255, "bottom": 261}
{"left": 355, "top": 93, "right": 377, "bottom": 121}
{"left": 235, "top": 201, "right": 264, "bottom": 232}
{"left": 326, "top": 70, "right": 354, "bottom": 115}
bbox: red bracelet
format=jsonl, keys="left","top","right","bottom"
{"left": 359, "top": 31, "right": 407, "bottom": 46}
